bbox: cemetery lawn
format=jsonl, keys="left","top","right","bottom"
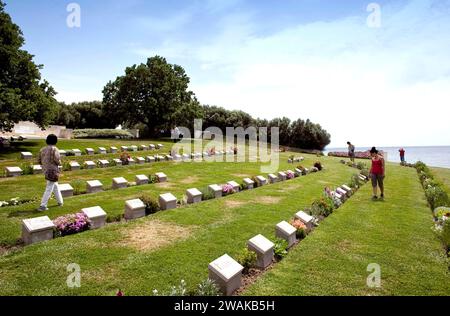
{"left": 0, "top": 140, "right": 449, "bottom": 295}
{"left": 245, "top": 164, "right": 450, "bottom": 296}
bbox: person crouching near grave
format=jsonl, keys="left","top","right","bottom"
{"left": 37, "top": 134, "right": 64, "bottom": 211}
{"left": 369, "top": 147, "right": 385, "bottom": 201}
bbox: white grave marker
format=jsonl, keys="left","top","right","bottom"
{"left": 22, "top": 216, "right": 55, "bottom": 245}
{"left": 82, "top": 206, "right": 107, "bottom": 229}
{"left": 208, "top": 184, "right": 223, "bottom": 199}
{"left": 248, "top": 234, "right": 275, "bottom": 269}
{"left": 59, "top": 183, "right": 74, "bottom": 198}
{"left": 86, "top": 180, "right": 103, "bottom": 194}
{"left": 124, "top": 199, "right": 146, "bottom": 220}
{"left": 208, "top": 254, "right": 243, "bottom": 296}
{"left": 186, "top": 188, "right": 202, "bottom": 204}
{"left": 112, "top": 177, "right": 128, "bottom": 189}
{"left": 276, "top": 221, "right": 297, "bottom": 248}
{"left": 159, "top": 193, "right": 177, "bottom": 210}
{"left": 135, "top": 174, "right": 149, "bottom": 185}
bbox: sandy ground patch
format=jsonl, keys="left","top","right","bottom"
{"left": 254, "top": 196, "right": 283, "bottom": 205}
{"left": 120, "top": 220, "right": 193, "bottom": 251}
{"left": 155, "top": 182, "right": 174, "bottom": 189}
{"left": 224, "top": 200, "right": 247, "bottom": 209}
{"left": 179, "top": 176, "right": 200, "bottom": 184}
{"left": 232, "top": 173, "right": 251, "bottom": 178}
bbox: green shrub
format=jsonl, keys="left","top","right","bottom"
{"left": 20, "top": 163, "right": 33, "bottom": 175}
{"left": 200, "top": 187, "right": 215, "bottom": 201}
{"left": 139, "top": 194, "right": 160, "bottom": 215}
{"left": 415, "top": 161, "right": 428, "bottom": 173}
{"left": 349, "top": 174, "right": 361, "bottom": 189}
{"left": 360, "top": 169, "right": 370, "bottom": 178}
{"left": 425, "top": 186, "right": 450, "bottom": 210}
{"left": 236, "top": 248, "right": 257, "bottom": 274}
{"left": 296, "top": 165, "right": 307, "bottom": 175}
{"left": 62, "top": 161, "right": 71, "bottom": 171}
{"left": 356, "top": 162, "right": 367, "bottom": 170}
{"left": 310, "top": 197, "right": 335, "bottom": 217}
{"left": 273, "top": 238, "right": 288, "bottom": 260}
{"left": 107, "top": 214, "right": 122, "bottom": 223}
{"left": 70, "top": 180, "right": 86, "bottom": 195}
{"left": 73, "top": 129, "right": 134, "bottom": 139}
{"left": 439, "top": 220, "right": 450, "bottom": 250}
{"left": 314, "top": 162, "right": 323, "bottom": 171}
{"left": 252, "top": 176, "right": 260, "bottom": 188}
{"left": 195, "top": 279, "right": 220, "bottom": 296}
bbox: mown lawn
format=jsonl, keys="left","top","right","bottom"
{"left": 245, "top": 164, "right": 450, "bottom": 296}
{"left": 0, "top": 139, "right": 448, "bottom": 296}
{"left": 0, "top": 152, "right": 355, "bottom": 295}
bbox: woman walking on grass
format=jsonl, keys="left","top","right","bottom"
{"left": 370, "top": 147, "right": 385, "bottom": 201}
{"left": 37, "top": 134, "right": 63, "bottom": 211}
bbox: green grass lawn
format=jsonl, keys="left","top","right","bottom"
{"left": 245, "top": 164, "right": 450, "bottom": 296}
{"left": 0, "top": 139, "right": 448, "bottom": 296}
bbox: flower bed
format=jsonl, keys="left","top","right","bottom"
{"left": 53, "top": 212, "right": 91, "bottom": 237}
{"left": 329, "top": 151, "right": 385, "bottom": 159}
{"left": 412, "top": 161, "right": 450, "bottom": 257}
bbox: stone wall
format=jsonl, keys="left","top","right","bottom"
{"left": 0, "top": 121, "right": 72, "bottom": 139}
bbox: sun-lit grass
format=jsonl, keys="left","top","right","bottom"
{"left": 0, "top": 139, "right": 449, "bottom": 296}
{"left": 244, "top": 164, "right": 450, "bottom": 296}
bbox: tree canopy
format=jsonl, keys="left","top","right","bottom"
{"left": 102, "top": 56, "right": 202, "bottom": 137}
{"left": 0, "top": 0, "right": 58, "bottom": 131}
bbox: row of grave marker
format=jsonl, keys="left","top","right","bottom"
{"left": 208, "top": 175, "right": 369, "bottom": 296}
{"left": 6, "top": 150, "right": 237, "bottom": 178}
{"left": 20, "top": 167, "right": 319, "bottom": 246}
{"left": 19, "top": 144, "right": 165, "bottom": 160}
{"left": 57, "top": 172, "right": 168, "bottom": 198}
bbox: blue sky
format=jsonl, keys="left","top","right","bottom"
{"left": 4, "top": 0, "right": 450, "bottom": 147}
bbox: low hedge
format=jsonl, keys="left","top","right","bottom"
{"left": 72, "top": 129, "right": 134, "bottom": 139}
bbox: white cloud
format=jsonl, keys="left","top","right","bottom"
{"left": 184, "top": 0, "right": 450, "bottom": 147}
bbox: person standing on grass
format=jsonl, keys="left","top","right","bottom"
{"left": 369, "top": 147, "right": 385, "bottom": 201}
{"left": 347, "top": 141, "right": 356, "bottom": 163}
{"left": 399, "top": 148, "right": 406, "bottom": 163}
{"left": 37, "top": 134, "right": 63, "bottom": 211}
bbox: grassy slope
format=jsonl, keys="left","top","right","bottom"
{"left": 0, "top": 156, "right": 355, "bottom": 295}
{"left": 245, "top": 164, "right": 450, "bottom": 296}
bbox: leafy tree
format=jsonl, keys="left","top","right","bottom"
{"left": 53, "top": 101, "right": 115, "bottom": 129}
{"left": 0, "top": 1, "right": 58, "bottom": 131}
{"left": 102, "top": 56, "right": 198, "bottom": 136}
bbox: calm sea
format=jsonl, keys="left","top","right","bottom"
{"left": 325, "top": 146, "right": 450, "bottom": 169}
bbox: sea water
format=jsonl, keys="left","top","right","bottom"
{"left": 325, "top": 146, "right": 450, "bottom": 169}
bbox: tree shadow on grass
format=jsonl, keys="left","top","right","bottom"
{"left": 7, "top": 205, "right": 61, "bottom": 218}
{"left": 0, "top": 141, "right": 40, "bottom": 160}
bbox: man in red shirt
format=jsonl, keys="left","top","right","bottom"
{"left": 399, "top": 148, "right": 405, "bottom": 163}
